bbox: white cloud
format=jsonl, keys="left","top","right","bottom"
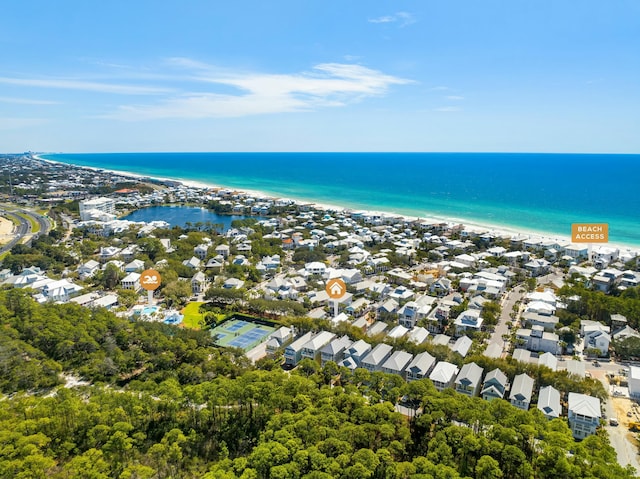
{"left": 0, "top": 76, "right": 171, "bottom": 95}
{"left": 368, "top": 12, "right": 416, "bottom": 27}
{"left": 108, "top": 61, "right": 413, "bottom": 121}
{"left": 446, "top": 95, "right": 464, "bottom": 101}
{"left": 0, "top": 96, "right": 59, "bottom": 105}
{"left": 434, "top": 106, "right": 461, "bottom": 112}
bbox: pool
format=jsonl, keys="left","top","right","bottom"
{"left": 140, "top": 306, "right": 158, "bottom": 315}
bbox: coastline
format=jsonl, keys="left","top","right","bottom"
{"left": 36, "top": 154, "right": 640, "bottom": 255}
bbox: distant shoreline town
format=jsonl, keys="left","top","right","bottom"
{"left": 3, "top": 152, "right": 640, "bottom": 461}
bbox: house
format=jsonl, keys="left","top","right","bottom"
{"left": 320, "top": 335, "right": 352, "bottom": 366}
{"left": 516, "top": 326, "right": 560, "bottom": 354}
{"left": 124, "top": 259, "right": 145, "bottom": 273}
{"left": 98, "top": 246, "right": 121, "bottom": 263}
{"left": 215, "top": 244, "right": 230, "bottom": 259}
{"left": 301, "top": 331, "right": 336, "bottom": 361}
{"left": 360, "top": 343, "right": 394, "bottom": 372}
{"left": 628, "top": 366, "right": 640, "bottom": 399}
{"left": 454, "top": 362, "right": 484, "bottom": 397}
{"left": 182, "top": 256, "right": 201, "bottom": 269}
{"left": 387, "top": 325, "right": 409, "bottom": 340}
{"left": 367, "top": 321, "right": 388, "bottom": 337}
{"left": 39, "top": 279, "right": 83, "bottom": 303}
{"left": 483, "top": 342, "right": 503, "bottom": 359}
{"left": 77, "top": 259, "right": 100, "bottom": 280}
{"left": 429, "top": 362, "right": 459, "bottom": 392}
{"left": 381, "top": 351, "right": 413, "bottom": 377}
{"left": 537, "top": 385, "right": 562, "bottom": 420}
{"left": 223, "top": 278, "right": 245, "bottom": 289}
{"left": 538, "top": 352, "right": 558, "bottom": 371}
{"left": 120, "top": 245, "right": 139, "bottom": 262}
{"left": 450, "top": 336, "right": 473, "bottom": 358}
{"left": 524, "top": 258, "right": 550, "bottom": 277}
{"left": 581, "top": 320, "right": 611, "bottom": 357}
{"left": 565, "top": 360, "right": 586, "bottom": 378}
{"left": 454, "top": 309, "right": 484, "bottom": 335}
{"left": 343, "top": 339, "right": 372, "bottom": 366}
{"left": 407, "top": 326, "right": 429, "bottom": 345}
{"left": 194, "top": 244, "right": 209, "bottom": 260}
{"left": 481, "top": 368, "right": 509, "bottom": 401}
{"left": 567, "top": 393, "right": 601, "bottom": 439}
{"left": 405, "top": 352, "right": 437, "bottom": 382}
{"left": 266, "top": 326, "right": 294, "bottom": 354}
{"left": 305, "top": 261, "right": 327, "bottom": 276}
{"left": 191, "top": 271, "right": 207, "bottom": 295}
{"left": 510, "top": 373, "right": 534, "bottom": 410}
{"left": 512, "top": 348, "right": 532, "bottom": 363}
{"left": 121, "top": 272, "right": 141, "bottom": 291}
{"left": 284, "top": 332, "right": 315, "bottom": 366}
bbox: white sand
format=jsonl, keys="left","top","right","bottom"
{"left": 0, "top": 216, "right": 14, "bottom": 236}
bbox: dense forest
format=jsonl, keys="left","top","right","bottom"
{"left": 0, "top": 288, "right": 635, "bottom": 478}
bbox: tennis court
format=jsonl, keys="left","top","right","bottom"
{"left": 211, "top": 318, "right": 275, "bottom": 351}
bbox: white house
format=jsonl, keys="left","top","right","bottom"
{"left": 429, "top": 362, "right": 459, "bottom": 392}
{"left": 628, "top": 366, "right": 640, "bottom": 399}
{"left": 121, "top": 272, "right": 141, "bottom": 291}
{"left": 454, "top": 309, "right": 484, "bottom": 335}
{"left": 567, "top": 393, "right": 601, "bottom": 439}
{"left": 537, "top": 385, "right": 562, "bottom": 420}
{"left": 510, "top": 373, "right": 534, "bottom": 410}
{"left": 191, "top": 271, "right": 207, "bottom": 295}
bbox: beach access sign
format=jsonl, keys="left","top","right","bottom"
{"left": 571, "top": 223, "right": 608, "bottom": 243}
{"left": 140, "top": 269, "right": 162, "bottom": 291}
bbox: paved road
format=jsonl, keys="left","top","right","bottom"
{"left": 0, "top": 206, "right": 51, "bottom": 254}
{"left": 488, "top": 286, "right": 524, "bottom": 354}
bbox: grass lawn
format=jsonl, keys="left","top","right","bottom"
{"left": 16, "top": 212, "right": 39, "bottom": 234}
{"left": 181, "top": 302, "right": 206, "bottom": 330}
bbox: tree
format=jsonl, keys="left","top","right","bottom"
{"left": 162, "top": 280, "right": 192, "bottom": 308}
{"left": 476, "top": 455, "right": 503, "bottom": 479}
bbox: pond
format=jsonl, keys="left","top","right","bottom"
{"left": 122, "top": 205, "right": 262, "bottom": 231}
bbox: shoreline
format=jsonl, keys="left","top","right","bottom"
{"left": 36, "top": 154, "right": 640, "bottom": 255}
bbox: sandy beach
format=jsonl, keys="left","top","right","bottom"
{"left": 35, "top": 154, "right": 640, "bottom": 256}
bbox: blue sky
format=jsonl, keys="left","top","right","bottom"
{"left": 1, "top": 1, "right": 639, "bottom": 153}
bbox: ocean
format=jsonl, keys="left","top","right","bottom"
{"left": 42, "top": 152, "right": 640, "bottom": 247}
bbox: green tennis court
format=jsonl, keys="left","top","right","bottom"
{"left": 211, "top": 318, "right": 276, "bottom": 351}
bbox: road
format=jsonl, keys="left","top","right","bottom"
{"left": 488, "top": 286, "right": 525, "bottom": 355}
{"left": 0, "top": 206, "right": 51, "bottom": 254}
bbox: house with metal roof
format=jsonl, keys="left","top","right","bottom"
{"left": 429, "top": 362, "right": 459, "bottom": 391}
{"left": 301, "top": 331, "right": 336, "bottom": 362}
{"left": 568, "top": 392, "right": 601, "bottom": 439}
{"left": 320, "top": 335, "right": 353, "bottom": 366}
{"left": 360, "top": 343, "right": 394, "bottom": 372}
{"left": 284, "top": 331, "right": 315, "bottom": 366}
{"left": 538, "top": 352, "right": 558, "bottom": 371}
{"left": 455, "top": 362, "right": 484, "bottom": 397}
{"left": 510, "top": 373, "right": 535, "bottom": 410}
{"left": 381, "top": 351, "right": 413, "bottom": 377}
{"left": 344, "top": 339, "right": 372, "bottom": 366}
{"left": 406, "top": 352, "right": 437, "bottom": 382}
{"left": 481, "top": 368, "right": 509, "bottom": 401}
{"left": 537, "top": 385, "right": 562, "bottom": 420}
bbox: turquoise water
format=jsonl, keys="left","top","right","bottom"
{"left": 42, "top": 152, "right": 640, "bottom": 246}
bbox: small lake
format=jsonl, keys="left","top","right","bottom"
{"left": 121, "top": 206, "right": 263, "bottom": 231}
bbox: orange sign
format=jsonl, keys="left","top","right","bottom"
{"left": 571, "top": 223, "right": 608, "bottom": 243}
{"left": 326, "top": 278, "right": 346, "bottom": 299}
{"left": 140, "top": 269, "right": 162, "bottom": 291}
